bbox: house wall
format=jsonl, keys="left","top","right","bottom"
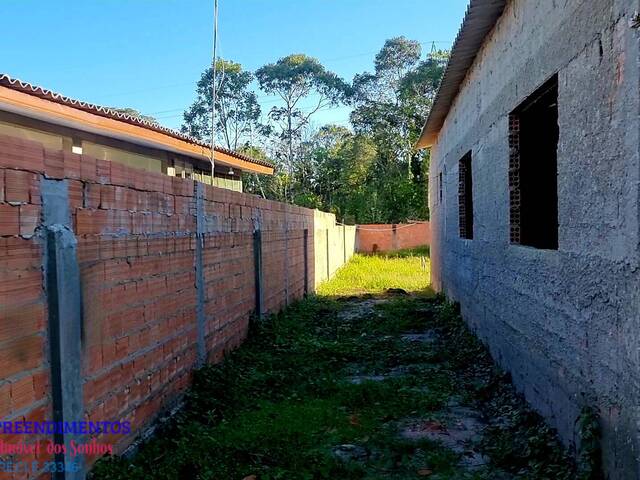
{"left": 0, "top": 111, "right": 251, "bottom": 192}
{"left": 355, "top": 222, "right": 430, "bottom": 253}
{"left": 0, "top": 133, "right": 354, "bottom": 478}
{"left": 428, "top": 1, "right": 640, "bottom": 477}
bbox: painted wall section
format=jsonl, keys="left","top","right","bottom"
{"left": 313, "top": 210, "right": 356, "bottom": 287}
{"left": 427, "top": 1, "right": 640, "bottom": 478}
{"left": 356, "top": 222, "right": 430, "bottom": 253}
{"left": 0, "top": 133, "right": 354, "bottom": 477}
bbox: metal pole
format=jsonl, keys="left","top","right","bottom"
{"left": 210, "top": 0, "right": 219, "bottom": 184}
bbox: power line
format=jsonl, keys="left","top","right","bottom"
{"left": 210, "top": 0, "right": 219, "bottom": 178}
{"left": 88, "top": 39, "right": 453, "bottom": 102}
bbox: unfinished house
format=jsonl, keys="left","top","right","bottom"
{"left": 418, "top": 1, "right": 640, "bottom": 477}
{"left": 0, "top": 74, "right": 274, "bottom": 190}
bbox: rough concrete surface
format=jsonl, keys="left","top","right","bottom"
{"left": 428, "top": 1, "right": 640, "bottom": 477}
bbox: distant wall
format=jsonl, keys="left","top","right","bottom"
{"left": 356, "top": 222, "right": 430, "bottom": 253}
{"left": 0, "top": 133, "right": 354, "bottom": 478}
{"left": 313, "top": 211, "right": 356, "bottom": 287}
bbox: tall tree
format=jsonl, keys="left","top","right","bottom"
{"left": 182, "top": 59, "right": 261, "bottom": 150}
{"left": 350, "top": 38, "right": 448, "bottom": 221}
{"left": 255, "top": 54, "right": 351, "bottom": 198}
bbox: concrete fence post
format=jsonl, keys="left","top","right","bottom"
{"left": 284, "top": 209, "right": 289, "bottom": 306}
{"left": 343, "top": 223, "right": 346, "bottom": 264}
{"left": 326, "top": 228, "right": 330, "bottom": 281}
{"left": 303, "top": 228, "right": 309, "bottom": 295}
{"left": 194, "top": 183, "right": 206, "bottom": 365}
{"left": 41, "top": 178, "right": 85, "bottom": 480}
{"left": 392, "top": 224, "right": 398, "bottom": 251}
{"left": 253, "top": 229, "right": 263, "bottom": 319}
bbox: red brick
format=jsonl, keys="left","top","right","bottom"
{"left": 19, "top": 204, "right": 40, "bottom": 237}
{"left": 0, "top": 302, "right": 46, "bottom": 342}
{"left": 64, "top": 151, "right": 81, "bottom": 179}
{"left": 32, "top": 371, "right": 48, "bottom": 399}
{"left": 0, "top": 239, "right": 36, "bottom": 270}
{"left": 0, "top": 335, "right": 44, "bottom": 378}
{"left": 81, "top": 154, "right": 98, "bottom": 182}
{"left": 11, "top": 375, "right": 36, "bottom": 411}
{"left": 84, "top": 345, "right": 103, "bottom": 375}
{"left": 96, "top": 159, "right": 111, "bottom": 184}
{"left": 75, "top": 209, "right": 108, "bottom": 235}
{"left": 0, "top": 237, "right": 41, "bottom": 269}
{"left": 133, "top": 170, "right": 148, "bottom": 191}
{"left": 23, "top": 404, "right": 47, "bottom": 423}
{"left": 0, "top": 382, "right": 10, "bottom": 416}
{"left": 0, "top": 169, "right": 4, "bottom": 203}
{"left": 100, "top": 185, "right": 116, "bottom": 209}
{"left": 0, "top": 135, "right": 45, "bottom": 173}
{"left": 5, "top": 169, "right": 31, "bottom": 203}
{"left": 110, "top": 162, "right": 131, "bottom": 187}
{"left": 0, "top": 269, "right": 42, "bottom": 306}
{"left": 43, "top": 149, "right": 65, "bottom": 179}
{"left": 0, "top": 204, "right": 19, "bottom": 235}
{"left": 68, "top": 180, "right": 83, "bottom": 210}
{"left": 84, "top": 182, "right": 101, "bottom": 209}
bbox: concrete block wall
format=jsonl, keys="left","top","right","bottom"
{"left": 428, "top": 1, "right": 640, "bottom": 478}
{"left": 355, "top": 222, "right": 430, "bottom": 253}
{"left": 0, "top": 133, "right": 354, "bottom": 477}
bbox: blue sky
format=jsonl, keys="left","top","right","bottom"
{"left": 0, "top": 0, "right": 468, "bottom": 131}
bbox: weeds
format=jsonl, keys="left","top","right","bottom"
{"left": 92, "top": 249, "right": 585, "bottom": 480}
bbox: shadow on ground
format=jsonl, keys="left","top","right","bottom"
{"left": 91, "top": 250, "right": 585, "bottom": 480}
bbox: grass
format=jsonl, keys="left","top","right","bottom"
{"left": 317, "top": 246, "right": 431, "bottom": 297}
{"left": 91, "top": 248, "right": 582, "bottom": 480}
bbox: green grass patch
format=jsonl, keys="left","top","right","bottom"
{"left": 91, "top": 253, "right": 580, "bottom": 480}
{"left": 317, "top": 247, "right": 431, "bottom": 297}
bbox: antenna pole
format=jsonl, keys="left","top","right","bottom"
{"left": 210, "top": 0, "right": 219, "bottom": 185}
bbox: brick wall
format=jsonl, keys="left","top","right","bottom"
{"left": 0, "top": 134, "right": 353, "bottom": 478}
{"left": 0, "top": 136, "right": 52, "bottom": 479}
{"left": 355, "top": 222, "right": 430, "bottom": 253}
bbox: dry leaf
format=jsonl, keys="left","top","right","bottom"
{"left": 417, "top": 468, "right": 433, "bottom": 476}
{"left": 421, "top": 420, "right": 445, "bottom": 432}
{"left": 242, "top": 476, "right": 257, "bottom": 480}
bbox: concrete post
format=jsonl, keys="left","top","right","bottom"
{"left": 326, "top": 228, "right": 330, "bottom": 281}
{"left": 194, "top": 183, "right": 206, "bottom": 365}
{"left": 303, "top": 228, "right": 309, "bottom": 295}
{"left": 284, "top": 209, "right": 289, "bottom": 305}
{"left": 41, "top": 178, "right": 85, "bottom": 480}
{"left": 343, "top": 223, "right": 346, "bottom": 264}
{"left": 253, "top": 229, "right": 263, "bottom": 319}
{"left": 392, "top": 224, "right": 398, "bottom": 251}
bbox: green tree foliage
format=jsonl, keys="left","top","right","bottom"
{"left": 255, "top": 54, "right": 351, "bottom": 198}
{"left": 182, "top": 40, "right": 447, "bottom": 222}
{"left": 239, "top": 144, "right": 287, "bottom": 201}
{"left": 349, "top": 37, "right": 448, "bottom": 222}
{"left": 182, "top": 59, "right": 261, "bottom": 150}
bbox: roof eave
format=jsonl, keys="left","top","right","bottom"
{"left": 0, "top": 74, "right": 275, "bottom": 173}
{"left": 416, "top": 0, "right": 507, "bottom": 149}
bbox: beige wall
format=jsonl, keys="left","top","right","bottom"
{"left": 0, "top": 120, "right": 68, "bottom": 151}
{"left": 82, "top": 141, "right": 164, "bottom": 173}
{"left": 313, "top": 210, "right": 356, "bottom": 287}
{"left": 0, "top": 118, "right": 245, "bottom": 193}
